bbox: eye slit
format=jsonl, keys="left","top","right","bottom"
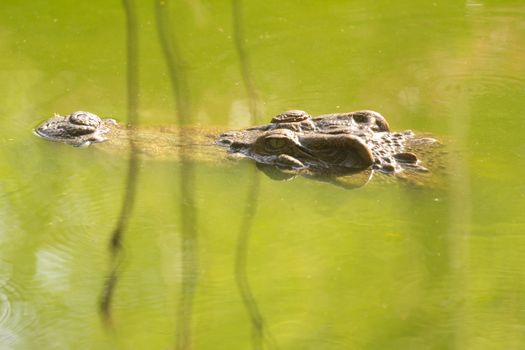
{"left": 265, "top": 137, "right": 287, "bottom": 150}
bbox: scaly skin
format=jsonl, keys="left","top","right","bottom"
{"left": 34, "top": 111, "right": 117, "bottom": 147}
{"left": 218, "top": 110, "right": 435, "bottom": 175}
{"left": 34, "top": 110, "right": 438, "bottom": 187}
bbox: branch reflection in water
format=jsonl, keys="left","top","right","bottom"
{"left": 99, "top": 0, "right": 140, "bottom": 327}
{"left": 98, "top": 1, "right": 276, "bottom": 347}
{"left": 232, "top": 0, "right": 278, "bottom": 349}
{"left": 155, "top": 1, "right": 199, "bottom": 349}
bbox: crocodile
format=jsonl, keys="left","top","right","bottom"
{"left": 34, "top": 110, "right": 438, "bottom": 186}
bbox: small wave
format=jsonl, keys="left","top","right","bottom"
{"left": 0, "top": 276, "right": 37, "bottom": 347}
{"left": 467, "top": 5, "right": 525, "bottom": 20}
{"left": 430, "top": 72, "right": 525, "bottom": 99}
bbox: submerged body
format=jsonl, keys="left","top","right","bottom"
{"left": 34, "top": 110, "right": 439, "bottom": 187}
{"left": 34, "top": 111, "right": 223, "bottom": 161}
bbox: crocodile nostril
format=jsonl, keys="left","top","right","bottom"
{"left": 382, "top": 164, "right": 396, "bottom": 173}
{"left": 375, "top": 119, "right": 390, "bottom": 132}
{"left": 353, "top": 113, "right": 369, "bottom": 124}
{"left": 217, "top": 138, "right": 233, "bottom": 146}
{"left": 393, "top": 152, "right": 418, "bottom": 164}
{"left": 229, "top": 141, "right": 244, "bottom": 151}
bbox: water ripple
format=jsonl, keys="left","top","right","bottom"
{"left": 431, "top": 73, "right": 525, "bottom": 98}
{"left": 467, "top": 5, "right": 525, "bottom": 20}
{"left": 0, "top": 288, "right": 12, "bottom": 327}
{"left": 0, "top": 274, "right": 36, "bottom": 347}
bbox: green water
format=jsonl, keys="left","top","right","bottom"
{"left": 1, "top": 1, "right": 525, "bottom": 349}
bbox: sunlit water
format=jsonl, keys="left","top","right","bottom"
{"left": 1, "top": 1, "right": 525, "bottom": 349}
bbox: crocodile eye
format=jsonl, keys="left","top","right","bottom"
{"left": 266, "top": 137, "right": 287, "bottom": 150}
{"left": 254, "top": 129, "right": 297, "bottom": 154}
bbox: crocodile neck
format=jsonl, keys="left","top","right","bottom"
{"left": 100, "top": 125, "right": 227, "bottom": 162}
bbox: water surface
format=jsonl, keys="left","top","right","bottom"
{"left": 1, "top": 1, "right": 525, "bottom": 349}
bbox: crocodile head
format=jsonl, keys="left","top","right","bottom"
{"left": 33, "top": 109, "right": 434, "bottom": 182}
{"left": 220, "top": 126, "right": 374, "bottom": 172}
{"left": 218, "top": 110, "right": 430, "bottom": 176}
{"left": 34, "top": 111, "right": 117, "bottom": 147}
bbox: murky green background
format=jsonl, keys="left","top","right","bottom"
{"left": 1, "top": 0, "right": 525, "bottom": 349}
